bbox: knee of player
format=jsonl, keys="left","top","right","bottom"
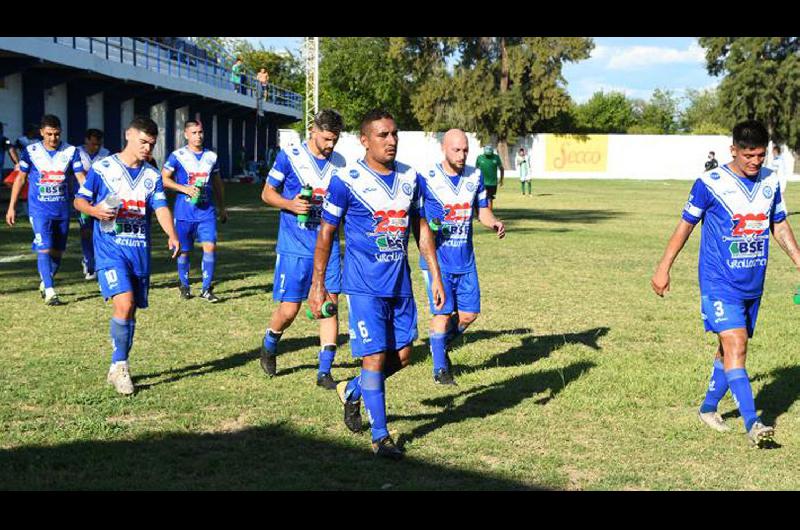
{"left": 460, "top": 312, "right": 479, "bottom": 326}
{"left": 278, "top": 303, "right": 301, "bottom": 321}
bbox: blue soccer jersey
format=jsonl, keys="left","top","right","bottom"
{"left": 164, "top": 147, "right": 219, "bottom": 222}
{"left": 77, "top": 145, "right": 111, "bottom": 173}
{"left": 267, "top": 143, "right": 346, "bottom": 259}
{"left": 682, "top": 164, "right": 786, "bottom": 299}
{"left": 76, "top": 155, "right": 168, "bottom": 276}
{"left": 322, "top": 159, "right": 423, "bottom": 297}
{"left": 19, "top": 141, "right": 83, "bottom": 219}
{"left": 418, "top": 163, "right": 488, "bottom": 273}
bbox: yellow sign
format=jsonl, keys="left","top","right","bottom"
{"left": 545, "top": 134, "right": 608, "bottom": 172}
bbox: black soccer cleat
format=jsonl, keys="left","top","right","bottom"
{"left": 434, "top": 368, "right": 457, "bottom": 386}
{"left": 372, "top": 436, "right": 404, "bottom": 460}
{"left": 179, "top": 285, "right": 192, "bottom": 300}
{"left": 45, "top": 294, "right": 64, "bottom": 306}
{"left": 260, "top": 346, "right": 277, "bottom": 377}
{"left": 337, "top": 381, "right": 363, "bottom": 433}
{"left": 200, "top": 289, "right": 220, "bottom": 303}
{"left": 316, "top": 372, "right": 337, "bottom": 390}
{"left": 445, "top": 352, "right": 453, "bottom": 372}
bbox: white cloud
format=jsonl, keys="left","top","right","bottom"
{"left": 572, "top": 79, "right": 652, "bottom": 102}
{"left": 604, "top": 41, "right": 705, "bottom": 70}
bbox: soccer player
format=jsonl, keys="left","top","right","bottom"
{"left": 475, "top": 145, "right": 504, "bottom": 210}
{"left": 161, "top": 120, "right": 228, "bottom": 302}
{"left": 5, "top": 115, "right": 85, "bottom": 305}
{"left": 309, "top": 109, "right": 446, "bottom": 460}
{"left": 76, "top": 129, "right": 111, "bottom": 280}
{"left": 651, "top": 120, "right": 800, "bottom": 448}
{"left": 74, "top": 116, "right": 180, "bottom": 395}
{"left": 418, "top": 129, "right": 506, "bottom": 385}
{"left": 259, "top": 109, "right": 346, "bottom": 389}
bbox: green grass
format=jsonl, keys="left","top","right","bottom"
{"left": 2, "top": 179, "right": 800, "bottom": 490}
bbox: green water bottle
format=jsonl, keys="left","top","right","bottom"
{"left": 190, "top": 179, "right": 205, "bottom": 205}
{"left": 306, "top": 301, "right": 337, "bottom": 320}
{"left": 793, "top": 285, "right": 800, "bottom": 305}
{"left": 297, "top": 185, "right": 313, "bottom": 226}
{"left": 428, "top": 217, "right": 442, "bottom": 232}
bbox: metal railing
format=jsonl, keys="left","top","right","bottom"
{"left": 49, "top": 37, "right": 303, "bottom": 113}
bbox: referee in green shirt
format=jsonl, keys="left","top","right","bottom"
{"left": 475, "top": 145, "right": 504, "bottom": 210}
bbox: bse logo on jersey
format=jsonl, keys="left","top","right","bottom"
{"left": 371, "top": 209, "right": 408, "bottom": 254}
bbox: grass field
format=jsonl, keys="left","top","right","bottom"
{"left": 2, "top": 179, "right": 800, "bottom": 490}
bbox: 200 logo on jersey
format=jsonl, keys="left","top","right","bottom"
{"left": 731, "top": 213, "right": 769, "bottom": 237}
{"left": 371, "top": 209, "right": 408, "bottom": 254}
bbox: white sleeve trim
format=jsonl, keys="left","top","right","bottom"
{"left": 268, "top": 169, "right": 286, "bottom": 182}
{"left": 684, "top": 203, "right": 704, "bottom": 218}
{"left": 323, "top": 200, "right": 343, "bottom": 217}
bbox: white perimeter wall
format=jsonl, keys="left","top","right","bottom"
{"left": 279, "top": 129, "right": 797, "bottom": 181}
{"left": 43, "top": 83, "right": 68, "bottom": 135}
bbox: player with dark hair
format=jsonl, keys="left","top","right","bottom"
{"left": 260, "top": 109, "right": 346, "bottom": 388}
{"left": 309, "top": 109, "right": 446, "bottom": 459}
{"left": 162, "top": 119, "right": 227, "bottom": 302}
{"left": 76, "top": 128, "right": 111, "bottom": 280}
{"left": 5, "top": 114, "right": 85, "bottom": 305}
{"left": 74, "top": 116, "right": 180, "bottom": 395}
{"left": 652, "top": 120, "right": 800, "bottom": 447}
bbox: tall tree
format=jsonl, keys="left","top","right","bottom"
{"left": 574, "top": 91, "right": 636, "bottom": 133}
{"left": 628, "top": 89, "right": 680, "bottom": 134}
{"left": 680, "top": 87, "right": 731, "bottom": 135}
{"left": 318, "top": 37, "right": 419, "bottom": 132}
{"left": 699, "top": 37, "right": 800, "bottom": 150}
{"left": 409, "top": 37, "right": 593, "bottom": 167}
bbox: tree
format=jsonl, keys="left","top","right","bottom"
{"left": 407, "top": 37, "right": 594, "bottom": 168}
{"left": 574, "top": 91, "right": 636, "bottom": 133}
{"left": 680, "top": 87, "right": 731, "bottom": 135}
{"left": 627, "top": 89, "right": 680, "bottom": 134}
{"left": 318, "top": 37, "right": 419, "bottom": 132}
{"left": 699, "top": 37, "right": 800, "bottom": 150}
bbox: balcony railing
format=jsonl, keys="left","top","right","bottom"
{"left": 48, "top": 37, "right": 303, "bottom": 113}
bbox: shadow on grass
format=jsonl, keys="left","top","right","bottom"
{"left": 394, "top": 361, "right": 595, "bottom": 444}
{"left": 0, "top": 423, "right": 542, "bottom": 490}
{"left": 133, "top": 334, "right": 353, "bottom": 390}
{"left": 493, "top": 208, "right": 626, "bottom": 224}
{"left": 751, "top": 365, "right": 800, "bottom": 427}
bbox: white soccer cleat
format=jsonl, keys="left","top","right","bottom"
{"left": 39, "top": 281, "right": 45, "bottom": 299}
{"left": 698, "top": 410, "right": 730, "bottom": 432}
{"left": 85, "top": 272, "right": 97, "bottom": 280}
{"left": 107, "top": 362, "right": 135, "bottom": 395}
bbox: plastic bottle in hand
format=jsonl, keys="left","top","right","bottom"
{"left": 98, "top": 193, "right": 121, "bottom": 233}
{"left": 306, "top": 301, "right": 337, "bottom": 320}
{"left": 296, "top": 185, "right": 313, "bottom": 227}
{"left": 190, "top": 179, "right": 205, "bottom": 205}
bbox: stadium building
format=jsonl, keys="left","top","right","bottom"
{"left": 0, "top": 37, "right": 302, "bottom": 176}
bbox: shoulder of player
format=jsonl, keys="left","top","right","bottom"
{"left": 329, "top": 150, "right": 347, "bottom": 168}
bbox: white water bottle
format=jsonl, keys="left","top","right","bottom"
{"left": 98, "top": 193, "right": 121, "bottom": 233}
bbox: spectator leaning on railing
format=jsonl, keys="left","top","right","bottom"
{"left": 231, "top": 57, "right": 244, "bottom": 94}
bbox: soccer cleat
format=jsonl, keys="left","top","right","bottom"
{"left": 85, "top": 272, "right": 97, "bottom": 281}
{"left": 260, "top": 346, "right": 277, "bottom": 377}
{"left": 337, "top": 381, "right": 363, "bottom": 433}
{"left": 199, "top": 289, "right": 220, "bottom": 303}
{"left": 698, "top": 410, "right": 730, "bottom": 432}
{"left": 179, "top": 285, "right": 192, "bottom": 300}
{"left": 434, "top": 368, "right": 457, "bottom": 386}
{"left": 39, "top": 281, "right": 45, "bottom": 299}
{"left": 44, "top": 292, "right": 64, "bottom": 306}
{"left": 747, "top": 421, "right": 775, "bottom": 448}
{"left": 107, "top": 363, "right": 135, "bottom": 395}
{"left": 371, "top": 436, "right": 404, "bottom": 460}
{"left": 316, "top": 372, "right": 337, "bottom": 390}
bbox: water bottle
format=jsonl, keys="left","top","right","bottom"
{"left": 793, "top": 285, "right": 800, "bottom": 305}
{"left": 297, "top": 185, "right": 313, "bottom": 227}
{"left": 190, "top": 179, "right": 205, "bottom": 205}
{"left": 428, "top": 217, "right": 442, "bottom": 232}
{"left": 306, "top": 301, "right": 337, "bottom": 320}
{"left": 98, "top": 193, "right": 121, "bottom": 233}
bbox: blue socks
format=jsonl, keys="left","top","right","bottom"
{"left": 37, "top": 253, "right": 54, "bottom": 289}
{"left": 201, "top": 251, "right": 215, "bottom": 291}
{"left": 177, "top": 254, "right": 190, "bottom": 287}
{"left": 49, "top": 255, "right": 61, "bottom": 278}
{"left": 318, "top": 344, "right": 336, "bottom": 377}
{"left": 700, "top": 359, "right": 729, "bottom": 413}
{"left": 360, "top": 369, "right": 388, "bottom": 441}
{"left": 430, "top": 331, "right": 448, "bottom": 374}
{"left": 726, "top": 368, "right": 759, "bottom": 431}
{"left": 263, "top": 328, "right": 282, "bottom": 356}
{"left": 110, "top": 317, "right": 133, "bottom": 363}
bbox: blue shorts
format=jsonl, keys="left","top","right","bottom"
{"left": 77, "top": 212, "right": 94, "bottom": 231}
{"left": 422, "top": 269, "right": 481, "bottom": 315}
{"left": 175, "top": 219, "right": 217, "bottom": 250}
{"left": 97, "top": 264, "right": 150, "bottom": 309}
{"left": 29, "top": 216, "right": 69, "bottom": 252}
{"left": 273, "top": 252, "right": 342, "bottom": 302}
{"left": 701, "top": 294, "right": 761, "bottom": 338}
{"left": 346, "top": 294, "right": 418, "bottom": 357}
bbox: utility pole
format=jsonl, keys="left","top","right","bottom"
{"left": 304, "top": 37, "right": 319, "bottom": 140}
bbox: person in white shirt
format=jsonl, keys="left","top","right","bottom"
{"left": 515, "top": 147, "right": 531, "bottom": 196}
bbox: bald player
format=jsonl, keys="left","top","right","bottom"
{"left": 416, "top": 129, "right": 505, "bottom": 384}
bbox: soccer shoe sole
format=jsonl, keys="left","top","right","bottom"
{"left": 260, "top": 346, "right": 277, "bottom": 377}
{"left": 697, "top": 411, "right": 730, "bottom": 432}
{"left": 747, "top": 425, "right": 776, "bottom": 448}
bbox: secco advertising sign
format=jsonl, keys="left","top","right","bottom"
{"left": 545, "top": 134, "right": 608, "bottom": 172}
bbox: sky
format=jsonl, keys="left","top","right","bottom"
{"left": 245, "top": 36, "right": 719, "bottom": 105}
